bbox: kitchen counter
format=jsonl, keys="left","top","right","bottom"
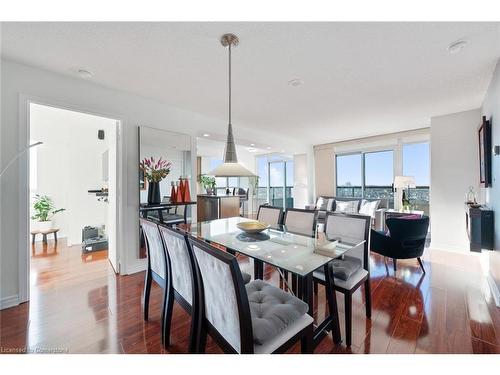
{"left": 197, "top": 194, "right": 241, "bottom": 221}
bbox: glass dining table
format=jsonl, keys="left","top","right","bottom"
{"left": 176, "top": 216, "right": 365, "bottom": 347}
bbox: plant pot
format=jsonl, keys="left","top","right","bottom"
{"left": 147, "top": 182, "right": 161, "bottom": 204}
{"left": 38, "top": 220, "right": 53, "bottom": 232}
{"left": 205, "top": 188, "right": 214, "bottom": 195}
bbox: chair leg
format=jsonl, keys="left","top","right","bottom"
{"left": 143, "top": 269, "right": 152, "bottom": 321}
{"left": 198, "top": 324, "right": 208, "bottom": 354}
{"left": 344, "top": 293, "right": 352, "bottom": 347}
{"left": 300, "top": 324, "right": 314, "bottom": 354}
{"left": 393, "top": 258, "right": 397, "bottom": 272}
{"left": 313, "top": 280, "right": 318, "bottom": 295}
{"left": 417, "top": 257, "right": 426, "bottom": 273}
{"left": 163, "top": 287, "right": 174, "bottom": 348}
{"left": 364, "top": 279, "right": 372, "bottom": 319}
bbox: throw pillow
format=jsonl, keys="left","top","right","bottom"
{"left": 316, "top": 197, "right": 327, "bottom": 211}
{"left": 359, "top": 199, "right": 380, "bottom": 218}
{"left": 334, "top": 200, "right": 358, "bottom": 214}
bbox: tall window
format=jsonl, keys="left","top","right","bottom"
{"left": 336, "top": 153, "right": 362, "bottom": 198}
{"left": 403, "top": 142, "right": 430, "bottom": 214}
{"left": 336, "top": 150, "right": 394, "bottom": 206}
{"left": 256, "top": 155, "right": 294, "bottom": 209}
{"left": 364, "top": 150, "right": 394, "bottom": 204}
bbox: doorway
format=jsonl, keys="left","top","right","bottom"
{"left": 28, "top": 103, "right": 120, "bottom": 286}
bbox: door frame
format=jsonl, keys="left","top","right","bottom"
{"left": 18, "top": 94, "right": 126, "bottom": 304}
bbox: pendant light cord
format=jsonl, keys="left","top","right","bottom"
{"left": 228, "top": 43, "right": 232, "bottom": 125}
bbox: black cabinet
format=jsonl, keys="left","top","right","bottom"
{"left": 466, "top": 206, "right": 494, "bottom": 252}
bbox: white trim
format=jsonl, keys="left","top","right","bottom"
{"left": 0, "top": 295, "right": 20, "bottom": 310}
{"left": 486, "top": 273, "right": 500, "bottom": 308}
{"left": 18, "top": 94, "right": 127, "bottom": 304}
{"left": 123, "top": 258, "right": 147, "bottom": 275}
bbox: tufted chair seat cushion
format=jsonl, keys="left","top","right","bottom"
{"left": 246, "top": 279, "right": 309, "bottom": 345}
{"left": 241, "top": 271, "right": 251, "bottom": 284}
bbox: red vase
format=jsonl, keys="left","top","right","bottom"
{"left": 175, "top": 181, "right": 183, "bottom": 202}
{"left": 179, "top": 177, "right": 185, "bottom": 202}
{"left": 183, "top": 178, "right": 191, "bottom": 202}
{"left": 170, "top": 182, "right": 177, "bottom": 203}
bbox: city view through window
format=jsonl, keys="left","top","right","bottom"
{"left": 336, "top": 142, "right": 430, "bottom": 213}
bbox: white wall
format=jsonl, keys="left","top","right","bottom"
{"left": 430, "top": 108, "right": 481, "bottom": 252}
{"left": 293, "top": 154, "right": 309, "bottom": 208}
{"left": 481, "top": 59, "right": 500, "bottom": 297}
{"left": 30, "top": 103, "right": 116, "bottom": 246}
{"left": 0, "top": 59, "right": 227, "bottom": 309}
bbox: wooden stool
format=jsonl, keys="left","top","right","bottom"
{"left": 31, "top": 228, "right": 59, "bottom": 244}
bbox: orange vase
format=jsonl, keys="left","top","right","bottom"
{"left": 169, "top": 182, "right": 177, "bottom": 203}
{"left": 183, "top": 178, "right": 191, "bottom": 202}
{"left": 175, "top": 181, "right": 183, "bottom": 202}
{"left": 179, "top": 177, "right": 185, "bottom": 202}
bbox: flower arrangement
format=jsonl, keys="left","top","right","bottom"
{"left": 140, "top": 157, "right": 172, "bottom": 183}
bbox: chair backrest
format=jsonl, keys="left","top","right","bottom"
{"left": 386, "top": 216, "right": 429, "bottom": 256}
{"left": 324, "top": 213, "right": 371, "bottom": 270}
{"left": 158, "top": 224, "right": 195, "bottom": 306}
{"left": 283, "top": 208, "right": 318, "bottom": 237}
{"left": 139, "top": 218, "right": 166, "bottom": 279}
{"left": 188, "top": 236, "right": 253, "bottom": 353}
{"left": 257, "top": 205, "right": 283, "bottom": 228}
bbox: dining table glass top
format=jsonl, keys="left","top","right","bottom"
{"left": 178, "top": 217, "right": 365, "bottom": 277}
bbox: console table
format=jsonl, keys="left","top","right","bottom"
{"left": 465, "top": 205, "right": 494, "bottom": 252}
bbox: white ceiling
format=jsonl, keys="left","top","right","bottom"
{"left": 2, "top": 22, "right": 500, "bottom": 148}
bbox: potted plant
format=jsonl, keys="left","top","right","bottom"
{"left": 31, "top": 194, "right": 65, "bottom": 231}
{"left": 199, "top": 175, "right": 216, "bottom": 195}
{"left": 140, "top": 157, "right": 172, "bottom": 204}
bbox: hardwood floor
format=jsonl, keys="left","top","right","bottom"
{"left": 1, "top": 237, "right": 499, "bottom": 354}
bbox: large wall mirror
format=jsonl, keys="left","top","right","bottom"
{"left": 138, "top": 126, "right": 192, "bottom": 258}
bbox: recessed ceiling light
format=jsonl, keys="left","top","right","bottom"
{"left": 250, "top": 143, "right": 255, "bottom": 147}
{"left": 247, "top": 148, "right": 257, "bottom": 153}
{"left": 448, "top": 40, "right": 468, "bottom": 54}
{"left": 202, "top": 133, "right": 210, "bottom": 137}
{"left": 288, "top": 78, "right": 304, "bottom": 87}
{"left": 77, "top": 69, "right": 93, "bottom": 79}
{"left": 267, "top": 146, "right": 272, "bottom": 150}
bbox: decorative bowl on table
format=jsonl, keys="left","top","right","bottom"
{"left": 236, "top": 221, "right": 270, "bottom": 234}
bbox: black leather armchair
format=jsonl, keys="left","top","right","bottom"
{"left": 370, "top": 216, "right": 430, "bottom": 273}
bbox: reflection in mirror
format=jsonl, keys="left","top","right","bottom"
{"left": 138, "top": 126, "right": 192, "bottom": 259}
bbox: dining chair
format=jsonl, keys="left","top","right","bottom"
{"left": 312, "top": 212, "right": 371, "bottom": 347}
{"left": 139, "top": 218, "right": 168, "bottom": 345}
{"left": 256, "top": 205, "right": 283, "bottom": 228}
{"left": 188, "top": 236, "right": 314, "bottom": 354}
{"left": 158, "top": 223, "right": 199, "bottom": 352}
{"left": 283, "top": 208, "right": 318, "bottom": 238}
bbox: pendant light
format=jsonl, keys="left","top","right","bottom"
{"left": 208, "top": 33, "right": 256, "bottom": 177}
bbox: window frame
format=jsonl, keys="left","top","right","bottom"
{"left": 335, "top": 149, "right": 394, "bottom": 197}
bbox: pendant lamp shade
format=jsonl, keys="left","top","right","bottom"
{"left": 208, "top": 33, "right": 256, "bottom": 178}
